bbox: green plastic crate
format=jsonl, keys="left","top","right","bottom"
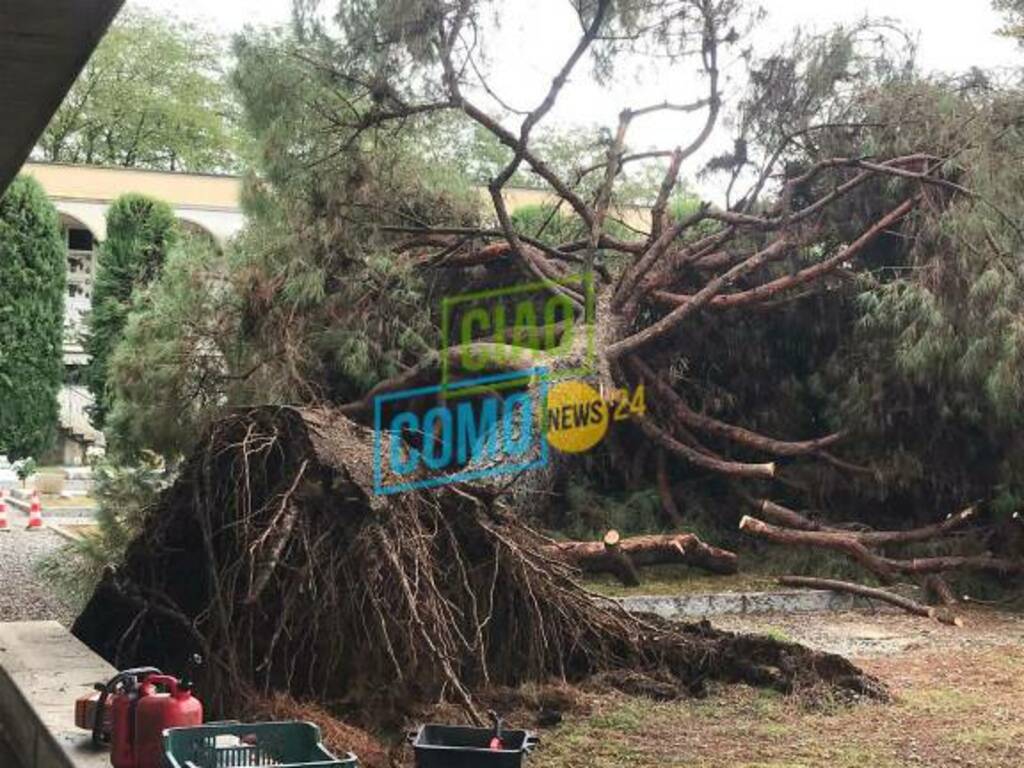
{"left": 163, "top": 721, "right": 359, "bottom": 768}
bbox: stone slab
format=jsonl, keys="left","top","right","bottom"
{"left": 0, "top": 621, "right": 115, "bottom": 768}
{"left": 615, "top": 589, "right": 876, "bottom": 619}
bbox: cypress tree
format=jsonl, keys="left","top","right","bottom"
{"left": 0, "top": 176, "right": 66, "bottom": 459}
{"left": 85, "top": 194, "right": 178, "bottom": 428}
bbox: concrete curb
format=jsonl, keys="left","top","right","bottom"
{"left": 6, "top": 497, "right": 97, "bottom": 521}
{"left": 46, "top": 525, "right": 80, "bottom": 544}
{"left": 614, "top": 589, "right": 879, "bottom": 619}
{"left": 0, "top": 621, "right": 114, "bottom": 768}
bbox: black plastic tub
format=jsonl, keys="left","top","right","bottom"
{"left": 410, "top": 724, "right": 539, "bottom": 768}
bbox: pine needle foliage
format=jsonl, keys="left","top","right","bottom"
{"left": 37, "top": 458, "right": 164, "bottom": 609}
{"left": 105, "top": 236, "right": 240, "bottom": 460}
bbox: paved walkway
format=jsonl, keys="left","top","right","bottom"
{"left": 0, "top": 523, "right": 75, "bottom": 626}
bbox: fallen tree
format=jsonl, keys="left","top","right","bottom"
{"left": 545, "top": 529, "right": 739, "bottom": 586}
{"left": 73, "top": 406, "right": 885, "bottom": 724}
{"left": 73, "top": 5, "right": 1024, "bottom": 744}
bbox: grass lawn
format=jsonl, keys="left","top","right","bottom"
{"left": 533, "top": 614, "right": 1024, "bottom": 768}
{"left": 584, "top": 567, "right": 778, "bottom": 597}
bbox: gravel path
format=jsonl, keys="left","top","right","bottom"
{"left": 0, "top": 526, "right": 76, "bottom": 626}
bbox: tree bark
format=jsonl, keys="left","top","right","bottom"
{"left": 779, "top": 575, "right": 963, "bottom": 627}
{"left": 739, "top": 515, "right": 897, "bottom": 582}
{"left": 758, "top": 499, "right": 830, "bottom": 531}
{"left": 656, "top": 450, "right": 685, "bottom": 528}
{"left": 545, "top": 530, "right": 738, "bottom": 584}
{"left": 743, "top": 513, "right": 1021, "bottom": 582}
{"left": 923, "top": 575, "right": 959, "bottom": 607}
{"left": 755, "top": 500, "right": 978, "bottom": 545}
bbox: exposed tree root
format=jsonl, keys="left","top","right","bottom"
{"left": 73, "top": 407, "right": 886, "bottom": 727}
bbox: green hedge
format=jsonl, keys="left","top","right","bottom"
{"left": 85, "top": 194, "right": 178, "bottom": 428}
{"left": 0, "top": 176, "right": 66, "bottom": 459}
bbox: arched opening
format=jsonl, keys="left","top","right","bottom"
{"left": 52, "top": 214, "right": 103, "bottom": 465}
{"left": 59, "top": 213, "right": 96, "bottom": 364}
{"left": 178, "top": 218, "right": 220, "bottom": 250}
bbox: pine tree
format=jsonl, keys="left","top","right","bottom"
{"left": 0, "top": 177, "right": 66, "bottom": 459}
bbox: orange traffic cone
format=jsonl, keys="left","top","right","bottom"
{"left": 0, "top": 489, "right": 9, "bottom": 532}
{"left": 25, "top": 490, "right": 43, "bottom": 530}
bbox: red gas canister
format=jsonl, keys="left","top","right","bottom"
{"left": 134, "top": 675, "right": 203, "bottom": 768}
{"left": 110, "top": 684, "right": 139, "bottom": 768}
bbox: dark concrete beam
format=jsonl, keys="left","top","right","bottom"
{"left": 0, "top": 0, "right": 124, "bottom": 196}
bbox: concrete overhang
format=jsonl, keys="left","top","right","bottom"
{"left": 0, "top": 0, "right": 124, "bottom": 196}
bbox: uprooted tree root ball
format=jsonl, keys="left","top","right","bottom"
{"left": 73, "top": 406, "right": 886, "bottom": 725}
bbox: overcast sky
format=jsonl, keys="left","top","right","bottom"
{"left": 134, "top": 0, "right": 1019, "bottom": 199}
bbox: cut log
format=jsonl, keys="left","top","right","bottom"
{"left": 923, "top": 575, "right": 959, "bottom": 607}
{"left": 601, "top": 529, "right": 642, "bottom": 587}
{"left": 739, "top": 515, "right": 897, "bottom": 583}
{"left": 545, "top": 531, "right": 738, "bottom": 585}
{"left": 922, "top": 575, "right": 966, "bottom": 626}
{"left": 757, "top": 500, "right": 978, "bottom": 545}
{"left": 779, "top": 576, "right": 963, "bottom": 627}
{"left": 758, "top": 500, "right": 829, "bottom": 532}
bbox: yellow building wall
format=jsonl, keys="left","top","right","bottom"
{"left": 23, "top": 161, "right": 242, "bottom": 209}
{"left": 22, "top": 161, "right": 650, "bottom": 232}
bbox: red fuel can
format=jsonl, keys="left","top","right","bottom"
{"left": 133, "top": 675, "right": 203, "bottom": 768}
{"left": 110, "top": 685, "right": 139, "bottom": 768}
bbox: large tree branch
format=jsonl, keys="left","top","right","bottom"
{"left": 638, "top": 418, "right": 776, "bottom": 479}
{"left": 757, "top": 499, "right": 979, "bottom": 546}
{"left": 778, "top": 576, "right": 963, "bottom": 627}
{"left": 660, "top": 194, "right": 922, "bottom": 311}
{"left": 491, "top": 0, "right": 611, "bottom": 190}
{"left": 610, "top": 195, "right": 920, "bottom": 356}
{"left": 629, "top": 357, "right": 841, "bottom": 456}
{"left": 609, "top": 235, "right": 795, "bottom": 357}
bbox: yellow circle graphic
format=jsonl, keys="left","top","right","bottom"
{"left": 545, "top": 380, "right": 609, "bottom": 453}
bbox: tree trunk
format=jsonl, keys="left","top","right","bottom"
{"left": 756, "top": 500, "right": 978, "bottom": 545}
{"left": 923, "top": 575, "right": 959, "bottom": 607}
{"left": 545, "top": 530, "right": 738, "bottom": 584}
{"left": 739, "top": 515, "right": 897, "bottom": 582}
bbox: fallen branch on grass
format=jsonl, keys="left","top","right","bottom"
{"left": 544, "top": 530, "right": 739, "bottom": 586}
{"left": 739, "top": 515, "right": 897, "bottom": 582}
{"left": 756, "top": 500, "right": 978, "bottom": 545}
{"left": 740, "top": 513, "right": 1021, "bottom": 582}
{"left": 778, "top": 575, "right": 964, "bottom": 627}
